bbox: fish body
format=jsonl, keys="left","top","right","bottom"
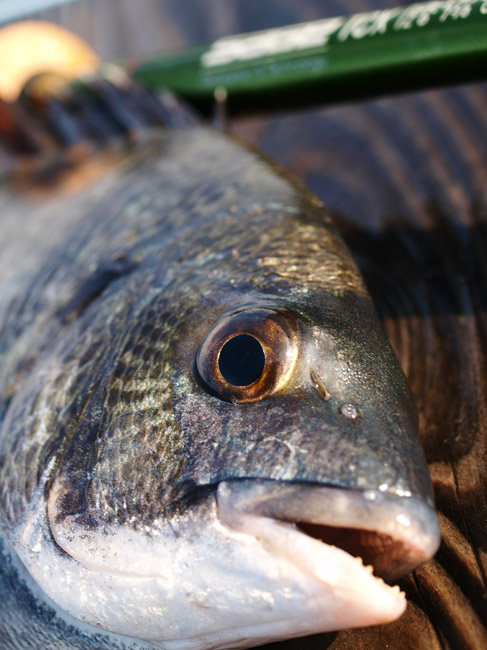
{"left": 0, "top": 80, "right": 439, "bottom": 649}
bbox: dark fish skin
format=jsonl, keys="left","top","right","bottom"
{"left": 0, "top": 105, "right": 437, "bottom": 646}
{"left": 0, "top": 128, "right": 429, "bottom": 518}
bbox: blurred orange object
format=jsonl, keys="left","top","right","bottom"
{"left": 0, "top": 21, "right": 99, "bottom": 101}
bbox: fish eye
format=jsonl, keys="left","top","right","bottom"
{"left": 197, "top": 308, "right": 299, "bottom": 403}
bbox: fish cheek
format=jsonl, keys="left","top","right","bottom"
{"left": 170, "top": 291, "right": 432, "bottom": 506}
{"left": 170, "top": 309, "right": 334, "bottom": 490}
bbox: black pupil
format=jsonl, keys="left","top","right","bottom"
{"left": 218, "top": 335, "right": 265, "bottom": 386}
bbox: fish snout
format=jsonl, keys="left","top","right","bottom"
{"left": 217, "top": 478, "right": 440, "bottom": 581}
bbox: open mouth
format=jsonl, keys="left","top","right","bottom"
{"left": 216, "top": 478, "right": 441, "bottom": 617}
{"left": 39, "top": 474, "right": 441, "bottom": 644}
{"left": 296, "top": 522, "right": 407, "bottom": 579}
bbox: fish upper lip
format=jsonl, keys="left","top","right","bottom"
{"left": 216, "top": 479, "right": 441, "bottom": 582}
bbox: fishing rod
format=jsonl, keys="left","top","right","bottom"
{"left": 0, "top": 0, "right": 486, "bottom": 117}
{"left": 132, "top": 0, "right": 487, "bottom": 116}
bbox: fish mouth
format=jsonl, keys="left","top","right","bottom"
{"left": 38, "top": 476, "right": 440, "bottom": 644}
{"left": 217, "top": 478, "right": 440, "bottom": 600}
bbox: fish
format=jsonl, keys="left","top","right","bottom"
{"left": 0, "top": 24, "right": 440, "bottom": 650}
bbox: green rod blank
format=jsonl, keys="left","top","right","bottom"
{"left": 133, "top": 0, "right": 487, "bottom": 116}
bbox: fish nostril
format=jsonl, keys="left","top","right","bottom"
{"left": 340, "top": 403, "right": 359, "bottom": 419}
{"left": 218, "top": 334, "right": 265, "bottom": 386}
{"left": 310, "top": 368, "right": 330, "bottom": 401}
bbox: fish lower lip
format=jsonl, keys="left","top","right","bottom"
{"left": 216, "top": 479, "right": 441, "bottom": 581}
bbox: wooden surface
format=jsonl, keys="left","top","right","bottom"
{"left": 26, "top": 0, "right": 487, "bottom": 648}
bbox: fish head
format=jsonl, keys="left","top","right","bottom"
{"left": 0, "top": 141, "right": 440, "bottom": 649}
{"left": 36, "top": 285, "right": 439, "bottom": 648}
{"left": 174, "top": 288, "right": 440, "bottom": 577}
